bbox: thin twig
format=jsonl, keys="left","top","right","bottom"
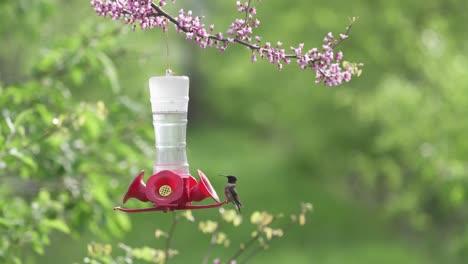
{"left": 228, "top": 232, "right": 260, "bottom": 262}
{"left": 238, "top": 246, "right": 262, "bottom": 264}
{"left": 202, "top": 223, "right": 222, "bottom": 264}
{"left": 21, "top": 126, "right": 61, "bottom": 150}
{"left": 164, "top": 212, "right": 179, "bottom": 264}
{"left": 239, "top": 221, "right": 295, "bottom": 264}
{"left": 228, "top": 216, "right": 281, "bottom": 263}
{"left": 332, "top": 17, "right": 358, "bottom": 49}
{"left": 244, "top": 0, "right": 252, "bottom": 25}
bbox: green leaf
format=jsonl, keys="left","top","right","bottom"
{"left": 80, "top": 110, "right": 102, "bottom": 140}
{"left": 13, "top": 108, "right": 34, "bottom": 128}
{"left": 31, "top": 231, "right": 45, "bottom": 255}
{"left": 12, "top": 257, "right": 22, "bottom": 264}
{"left": 115, "top": 213, "right": 131, "bottom": 232}
{"left": 35, "top": 104, "right": 54, "bottom": 125}
{"left": 0, "top": 132, "right": 4, "bottom": 146}
{"left": 32, "top": 241, "right": 44, "bottom": 255}
{"left": 96, "top": 51, "right": 120, "bottom": 94}
{"left": 70, "top": 68, "right": 84, "bottom": 86}
{"left": 43, "top": 219, "right": 70, "bottom": 234}
{"left": 0, "top": 217, "right": 12, "bottom": 227}
{"left": 8, "top": 150, "right": 37, "bottom": 171}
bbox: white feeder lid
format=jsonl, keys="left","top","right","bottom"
{"left": 149, "top": 76, "right": 189, "bottom": 113}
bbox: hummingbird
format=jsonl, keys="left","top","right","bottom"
{"left": 223, "top": 175, "right": 243, "bottom": 213}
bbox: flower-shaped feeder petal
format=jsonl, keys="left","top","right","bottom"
{"left": 114, "top": 169, "right": 225, "bottom": 213}
{"left": 123, "top": 170, "right": 148, "bottom": 203}
{"left": 190, "top": 169, "right": 220, "bottom": 203}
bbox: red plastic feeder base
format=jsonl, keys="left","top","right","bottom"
{"left": 116, "top": 169, "right": 225, "bottom": 213}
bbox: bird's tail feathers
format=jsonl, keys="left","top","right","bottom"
{"left": 235, "top": 203, "right": 241, "bottom": 213}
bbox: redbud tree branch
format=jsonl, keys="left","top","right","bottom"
{"left": 151, "top": 2, "right": 354, "bottom": 62}
{"left": 90, "top": 0, "right": 361, "bottom": 86}
{"left": 149, "top": 3, "right": 263, "bottom": 53}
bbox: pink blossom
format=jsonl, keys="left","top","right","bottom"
{"left": 236, "top": 1, "right": 244, "bottom": 12}
{"left": 249, "top": 7, "right": 257, "bottom": 15}
{"left": 253, "top": 19, "right": 260, "bottom": 28}
{"left": 251, "top": 52, "right": 257, "bottom": 62}
{"left": 335, "top": 51, "right": 343, "bottom": 61}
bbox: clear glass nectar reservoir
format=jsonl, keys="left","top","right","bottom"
{"left": 152, "top": 112, "right": 189, "bottom": 175}
{"left": 149, "top": 76, "right": 190, "bottom": 177}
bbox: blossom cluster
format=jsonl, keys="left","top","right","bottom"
{"left": 90, "top": 0, "right": 168, "bottom": 30}
{"left": 90, "top": 0, "right": 357, "bottom": 86}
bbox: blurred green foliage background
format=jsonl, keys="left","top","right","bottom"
{"left": 1, "top": 0, "right": 468, "bottom": 263}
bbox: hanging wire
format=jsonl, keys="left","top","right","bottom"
{"left": 165, "top": 28, "right": 172, "bottom": 76}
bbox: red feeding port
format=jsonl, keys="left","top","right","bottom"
{"left": 145, "top": 170, "right": 184, "bottom": 205}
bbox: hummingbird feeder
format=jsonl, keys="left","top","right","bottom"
{"left": 114, "top": 75, "right": 227, "bottom": 213}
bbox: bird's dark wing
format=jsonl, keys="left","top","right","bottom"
{"left": 233, "top": 187, "right": 243, "bottom": 207}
